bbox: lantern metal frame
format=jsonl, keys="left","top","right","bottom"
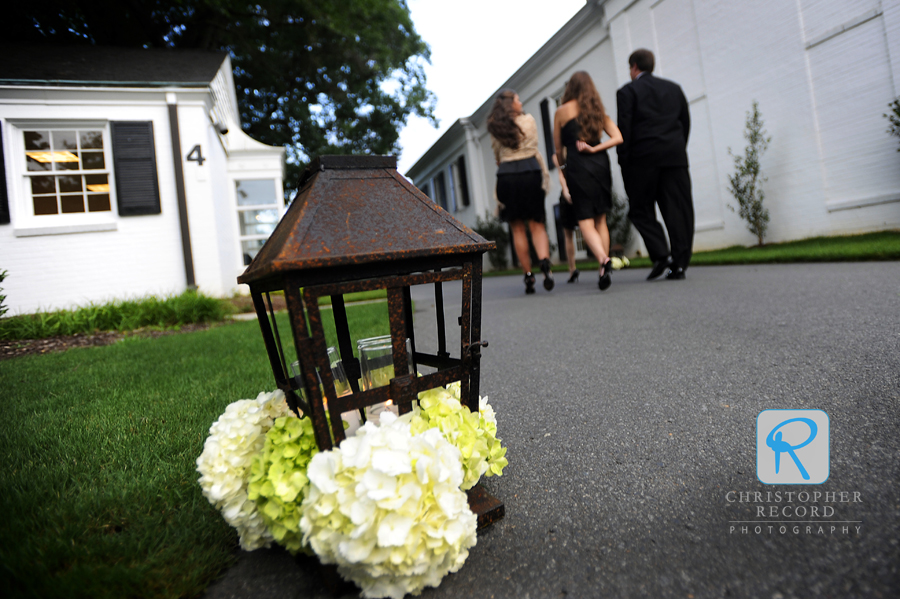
{"left": 238, "top": 155, "right": 504, "bottom": 528}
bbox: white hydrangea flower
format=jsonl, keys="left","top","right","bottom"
{"left": 412, "top": 385, "right": 507, "bottom": 490}
{"left": 300, "top": 414, "right": 477, "bottom": 599}
{"left": 479, "top": 395, "right": 497, "bottom": 429}
{"left": 196, "top": 389, "right": 293, "bottom": 550}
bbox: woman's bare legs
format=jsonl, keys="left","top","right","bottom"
{"left": 578, "top": 214, "right": 611, "bottom": 289}
{"left": 529, "top": 220, "right": 554, "bottom": 290}
{"left": 510, "top": 219, "right": 553, "bottom": 292}
{"left": 564, "top": 228, "right": 577, "bottom": 276}
{"left": 509, "top": 220, "right": 532, "bottom": 274}
{"left": 597, "top": 213, "right": 610, "bottom": 258}
{"left": 577, "top": 216, "right": 609, "bottom": 266}
{"left": 528, "top": 220, "right": 550, "bottom": 261}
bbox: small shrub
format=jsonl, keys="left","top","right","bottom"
{"left": 886, "top": 97, "right": 900, "bottom": 151}
{"left": 0, "top": 269, "right": 7, "bottom": 319}
{"left": 608, "top": 190, "right": 634, "bottom": 250}
{"left": 0, "top": 289, "right": 228, "bottom": 341}
{"left": 473, "top": 212, "right": 510, "bottom": 270}
{"left": 727, "top": 100, "right": 771, "bottom": 246}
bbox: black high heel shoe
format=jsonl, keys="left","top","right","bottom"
{"left": 524, "top": 272, "right": 536, "bottom": 294}
{"left": 567, "top": 269, "right": 580, "bottom": 283}
{"left": 539, "top": 258, "right": 554, "bottom": 291}
{"left": 598, "top": 261, "right": 612, "bottom": 291}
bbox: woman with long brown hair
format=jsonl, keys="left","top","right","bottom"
{"left": 553, "top": 71, "right": 623, "bottom": 290}
{"left": 487, "top": 90, "right": 554, "bottom": 294}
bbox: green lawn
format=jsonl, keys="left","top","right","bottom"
{"left": 487, "top": 230, "right": 900, "bottom": 275}
{"left": 0, "top": 303, "right": 391, "bottom": 599}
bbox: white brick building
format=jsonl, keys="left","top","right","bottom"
{"left": 0, "top": 46, "right": 285, "bottom": 315}
{"left": 406, "top": 0, "right": 900, "bottom": 262}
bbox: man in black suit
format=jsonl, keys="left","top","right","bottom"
{"left": 616, "top": 48, "right": 694, "bottom": 280}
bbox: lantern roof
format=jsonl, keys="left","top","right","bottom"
{"left": 238, "top": 155, "right": 493, "bottom": 285}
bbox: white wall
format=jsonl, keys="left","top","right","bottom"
{"left": 0, "top": 88, "right": 190, "bottom": 315}
{"left": 608, "top": 0, "right": 900, "bottom": 248}
{"left": 0, "top": 83, "right": 284, "bottom": 315}
{"left": 409, "top": 0, "right": 900, "bottom": 265}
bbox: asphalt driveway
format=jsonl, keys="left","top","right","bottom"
{"left": 204, "top": 261, "right": 900, "bottom": 599}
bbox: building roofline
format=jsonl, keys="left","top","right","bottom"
{"left": 405, "top": 119, "right": 465, "bottom": 180}
{"left": 0, "top": 78, "right": 217, "bottom": 88}
{"left": 405, "top": 1, "right": 606, "bottom": 178}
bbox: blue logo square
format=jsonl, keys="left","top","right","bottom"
{"left": 757, "top": 410, "right": 830, "bottom": 484}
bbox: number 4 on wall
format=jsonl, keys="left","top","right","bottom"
{"left": 187, "top": 145, "right": 206, "bottom": 165}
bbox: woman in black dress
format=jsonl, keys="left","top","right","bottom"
{"left": 553, "top": 71, "right": 623, "bottom": 290}
{"left": 488, "top": 90, "right": 554, "bottom": 294}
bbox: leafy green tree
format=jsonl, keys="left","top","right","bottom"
{"left": 5, "top": 0, "right": 436, "bottom": 196}
{"left": 886, "top": 97, "right": 900, "bottom": 151}
{"left": 727, "top": 100, "right": 771, "bottom": 246}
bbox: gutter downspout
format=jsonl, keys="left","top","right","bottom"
{"left": 166, "top": 92, "right": 196, "bottom": 289}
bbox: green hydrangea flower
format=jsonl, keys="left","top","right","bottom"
{"left": 411, "top": 385, "right": 507, "bottom": 490}
{"left": 247, "top": 415, "right": 320, "bottom": 553}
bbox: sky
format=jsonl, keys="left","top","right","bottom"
{"left": 396, "top": 0, "right": 588, "bottom": 175}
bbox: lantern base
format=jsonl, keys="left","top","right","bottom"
{"left": 467, "top": 484, "right": 505, "bottom": 530}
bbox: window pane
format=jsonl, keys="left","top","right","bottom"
{"left": 241, "top": 239, "right": 267, "bottom": 265}
{"left": 80, "top": 130, "right": 104, "bottom": 149}
{"left": 433, "top": 172, "right": 447, "bottom": 210}
{"left": 85, "top": 174, "right": 109, "bottom": 192}
{"left": 55, "top": 152, "right": 80, "bottom": 170}
{"left": 81, "top": 151, "right": 105, "bottom": 170}
{"left": 26, "top": 153, "right": 52, "bottom": 171}
{"left": 53, "top": 130, "right": 78, "bottom": 150}
{"left": 34, "top": 196, "right": 58, "bottom": 215}
{"left": 61, "top": 195, "right": 85, "bottom": 213}
{"left": 235, "top": 179, "right": 277, "bottom": 206}
{"left": 31, "top": 176, "right": 56, "bottom": 195}
{"left": 88, "top": 194, "right": 111, "bottom": 212}
{"left": 238, "top": 209, "right": 279, "bottom": 236}
{"left": 58, "top": 175, "right": 83, "bottom": 193}
{"left": 24, "top": 131, "right": 50, "bottom": 150}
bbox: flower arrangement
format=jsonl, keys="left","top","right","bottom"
{"left": 301, "top": 412, "right": 478, "bottom": 598}
{"left": 610, "top": 256, "right": 630, "bottom": 270}
{"left": 197, "top": 382, "right": 506, "bottom": 597}
{"left": 196, "top": 389, "right": 293, "bottom": 550}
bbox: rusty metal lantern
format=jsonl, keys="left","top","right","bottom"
{"left": 237, "top": 155, "right": 503, "bottom": 527}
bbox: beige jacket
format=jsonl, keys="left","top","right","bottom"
{"left": 491, "top": 113, "right": 550, "bottom": 194}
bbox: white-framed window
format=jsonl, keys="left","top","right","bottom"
{"left": 444, "top": 165, "right": 458, "bottom": 213}
{"left": 235, "top": 178, "right": 280, "bottom": 265}
{"left": 450, "top": 155, "right": 470, "bottom": 211}
{"left": 23, "top": 127, "right": 112, "bottom": 216}
{"left": 431, "top": 171, "right": 448, "bottom": 211}
{"left": 6, "top": 119, "right": 161, "bottom": 235}
{"left": 7, "top": 122, "right": 117, "bottom": 225}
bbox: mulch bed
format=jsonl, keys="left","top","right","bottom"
{"left": 0, "top": 323, "right": 219, "bottom": 361}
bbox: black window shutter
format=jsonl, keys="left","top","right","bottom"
{"left": 0, "top": 121, "right": 9, "bottom": 224}
{"left": 540, "top": 99, "right": 555, "bottom": 170}
{"left": 456, "top": 156, "right": 470, "bottom": 207}
{"left": 111, "top": 121, "right": 161, "bottom": 216}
